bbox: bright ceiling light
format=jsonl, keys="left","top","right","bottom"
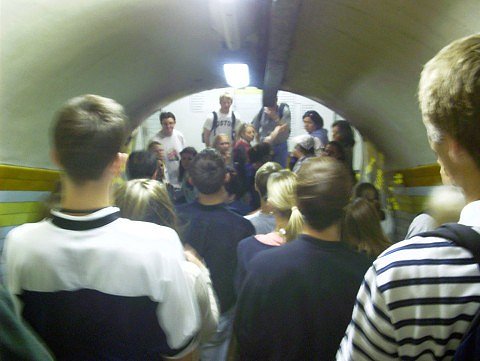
{"left": 223, "top": 63, "right": 250, "bottom": 88}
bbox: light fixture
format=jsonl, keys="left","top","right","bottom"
{"left": 223, "top": 63, "right": 250, "bottom": 88}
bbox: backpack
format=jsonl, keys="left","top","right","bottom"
{"left": 255, "top": 103, "right": 287, "bottom": 125}
{"left": 417, "top": 223, "right": 480, "bottom": 361}
{"left": 202, "top": 111, "right": 236, "bottom": 143}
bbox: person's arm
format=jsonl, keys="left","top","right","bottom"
{"left": 184, "top": 250, "right": 219, "bottom": 343}
{"left": 264, "top": 123, "right": 288, "bottom": 144}
{"left": 252, "top": 111, "right": 261, "bottom": 143}
{"left": 0, "top": 285, "right": 54, "bottom": 361}
{"left": 155, "top": 251, "right": 200, "bottom": 359}
{"left": 336, "top": 265, "right": 398, "bottom": 360}
{"left": 203, "top": 129, "right": 212, "bottom": 147}
{"left": 203, "top": 117, "right": 213, "bottom": 147}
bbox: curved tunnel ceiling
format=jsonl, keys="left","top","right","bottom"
{"left": 1, "top": 0, "right": 480, "bottom": 170}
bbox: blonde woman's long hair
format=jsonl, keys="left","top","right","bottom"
{"left": 342, "top": 197, "right": 390, "bottom": 258}
{"left": 267, "top": 169, "right": 304, "bottom": 242}
{"left": 114, "top": 179, "right": 178, "bottom": 233}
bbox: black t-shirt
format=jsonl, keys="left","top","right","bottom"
{"left": 177, "top": 201, "right": 255, "bottom": 313}
{"left": 234, "top": 234, "right": 372, "bottom": 360}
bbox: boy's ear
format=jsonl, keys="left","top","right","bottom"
{"left": 110, "top": 152, "right": 128, "bottom": 177}
{"left": 447, "top": 136, "right": 466, "bottom": 162}
{"left": 224, "top": 172, "right": 231, "bottom": 184}
{"left": 50, "top": 148, "right": 62, "bottom": 167}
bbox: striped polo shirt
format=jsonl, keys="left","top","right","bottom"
{"left": 337, "top": 200, "right": 480, "bottom": 360}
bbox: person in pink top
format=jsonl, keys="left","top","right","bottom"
{"left": 235, "top": 169, "right": 303, "bottom": 290}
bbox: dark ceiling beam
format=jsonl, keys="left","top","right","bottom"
{"left": 262, "top": 0, "right": 303, "bottom": 106}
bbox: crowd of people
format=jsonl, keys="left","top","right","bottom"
{"left": 143, "top": 92, "right": 357, "bottom": 214}
{"left": 2, "top": 33, "right": 480, "bottom": 361}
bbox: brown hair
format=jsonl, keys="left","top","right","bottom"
{"left": 236, "top": 123, "right": 255, "bottom": 142}
{"left": 296, "top": 157, "right": 352, "bottom": 231}
{"left": 342, "top": 198, "right": 390, "bottom": 258}
{"left": 418, "top": 34, "right": 480, "bottom": 168}
{"left": 52, "top": 94, "right": 128, "bottom": 184}
{"left": 189, "top": 149, "right": 226, "bottom": 194}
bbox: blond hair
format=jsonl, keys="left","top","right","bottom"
{"left": 219, "top": 93, "right": 233, "bottom": 102}
{"left": 213, "top": 134, "right": 230, "bottom": 151}
{"left": 114, "top": 179, "right": 178, "bottom": 232}
{"left": 267, "top": 170, "right": 303, "bottom": 242}
{"left": 418, "top": 34, "right": 480, "bottom": 167}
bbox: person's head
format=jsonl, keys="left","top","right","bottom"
{"left": 189, "top": 149, "right": 226, "bottom": 195}
{"left": 322, "top": 141, "right": 346, "bottom": 161}
{"left": 248, "top": 142, "right": 273, "bottom": 167}
{"left": 225, "top": 166, "right": 244, "bottom": 200}
{"left": 426, "top": 185, "right": 466, "bottom": 225}
{"left": 292, "top": 135, "right": 316, "bottom": 159}
{"left": 180, "top": 147, "right": 197, "bottom": 172}
{"left": 147, "top": 141, "right": 166, "bottom": 180}
{"left": 342, "top": 198, "right": 390, "bottom": 258}
{"left": 237, "top": 123, "right": 256, "bottom": 143}
{"left": 114, "top": 179, "right": 177, "bottom": 232}
{"left": 159, "top": 112, "right": 176, "bottom": 137}
{"left": 51, "top": 94, "right": 128, "bottom": 185}
{"left": 219, "top": 93, "right": 233, "bottom": 113}
{"left": 418, "top": 34, "right": 480, "bottom": 189}
{"left": 179, "top": 147, "right": 198, "bottom": 182}
{"left": 254, "top": 161, "right": 282, "bottom": 201}
{"left": 331, "top": 120, "right": 355, "bottom": 147}
{"left": 296, "top": 157, "right": 353, "bottom": 231}
{"left": 214, "top": 134, "right": 231, "bottom": 154}
{"left": 353, "top": 182, "right": 385, "bottom": 221}
{"left": 303, "top": 110, "right": 324, "bottom": 133}
{"left": 148, "top": 141, "right": 165, "bottom": 160}
{"left": 126, "top": 151, "right": 159, "bottom": 180}
{"left": 267, "top": 169, "right": 303, "bottom": 242}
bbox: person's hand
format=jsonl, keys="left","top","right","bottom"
{"left": 184, "top": 244, "right": 205, "bottom": 269}
{"left": 277, "top": 123, "right": 289, "bottom": 133}
{"left": 264, "top": 106, "right": 279, "bottom": 120}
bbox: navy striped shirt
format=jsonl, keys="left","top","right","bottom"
{"left": 337, "top": 201, "right": 480, "bottom": 360}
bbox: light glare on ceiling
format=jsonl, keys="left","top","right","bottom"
{"left": 223, "top": 63, "right": 250, "bottom": 88}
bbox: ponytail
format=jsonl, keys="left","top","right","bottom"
{"left": 283, "top": 206, "right": 304, "bottom": 242}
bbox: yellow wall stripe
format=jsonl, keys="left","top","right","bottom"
{"left": 0, "top": 213, "right": 44, "bottom": 227}
{"left": 0, "top": 179, "right": 58, "bottom": 191}
{"left": 0, "top": 202, "right": 44, "bottom": 215}
{"left": 0, "top": 165, "right": 60, "bottom": 191}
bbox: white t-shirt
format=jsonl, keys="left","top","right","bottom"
{"left": 4, "top": 207, "right": 200, "bottom": 357}
{"left": 203, "top": 110, "right": 242, "bottom": 145}
{"left": 151, "top": 129, "right": 185, "bottom": 187}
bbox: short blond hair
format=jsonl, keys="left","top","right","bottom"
{"left": 418, "top": 34, "right": 480, "bottom": 167}
{"left": 219, "top": 93, "right": 233, "bottom": 102}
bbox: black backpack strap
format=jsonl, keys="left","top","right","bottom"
{"left": 417, "top": 223, "right": 480, "bottom": 264}
{"left": 231, "top": 111, "right": 236, "bottom": 140}
{"left": 278, "top": 103, "right": 285, "bottom": 119}
{"left": 211, "top": 111, "right": 218, "bottom": 136}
